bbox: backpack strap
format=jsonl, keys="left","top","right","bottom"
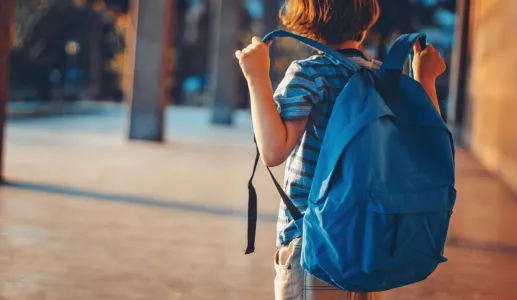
{"left": 245, "top": 139, "right": 303, "bottom": 255}
{"left": 380, "top": 33, "right": 427, "bottom": 77}
{"left": 263, "top": 30, "right": 362, "bottom": 71}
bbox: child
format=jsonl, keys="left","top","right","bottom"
{"left": 235, "top": 1, "right": 446, "bottom": 299}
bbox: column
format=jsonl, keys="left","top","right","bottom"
{"left": 263, "top": 0, "right": 279, "bottom": 85}
{"left": 447, "top": 0, "right": 471, "bottom": 139}
{"left": 0, "top": 0, "right": 14, "bottom": 181}
{"left": 209, "top": 0, "right": 240, "bottom": 125}
{"left": 127, "top": 0, "right": 175, "bottom": 141}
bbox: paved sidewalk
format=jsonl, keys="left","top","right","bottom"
{"left": 0, "top": 106, "right": 516, "bottom": 299}
{"left": 7, "top": 101, "right": 118, "bottom": 118}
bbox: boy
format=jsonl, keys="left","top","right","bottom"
{"left": 235, "top": 1, "right": 446, "bottom": 299}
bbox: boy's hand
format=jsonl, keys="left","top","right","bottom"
{"left": 235, "top": 37, "right": 272, "bottom": 82}
{"left": 412, "top": 42, "right": 446, "bottom": 83}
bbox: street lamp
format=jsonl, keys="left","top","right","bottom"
{"left": 65, "top": 40, "right": 80, "bottom": 56}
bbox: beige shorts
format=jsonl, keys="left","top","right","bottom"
{"left": 274, "top": 237, "right": 383, "bottom": 300}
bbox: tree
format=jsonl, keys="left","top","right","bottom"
{"left": 10, "top": 0, "right": 125, "bottom": 100}
{"left": 12, "top": 0, "right": 47, "bottom": 48}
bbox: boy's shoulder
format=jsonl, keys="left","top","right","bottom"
{"left": 290, "top": 54, "right": 340, "bottom": 70}
{"left": 290, "top": 53, "right": 382, "bottom": 75}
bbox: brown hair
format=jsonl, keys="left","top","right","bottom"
{"left": 279, "top": 0, "right": 380, "bottom": 46}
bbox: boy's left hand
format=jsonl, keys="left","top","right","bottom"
{"left": 235, "top": 37, "right": 272, "bottom": 82}
{"left": 412, "top": 42, "right": 446, "bottom": 82}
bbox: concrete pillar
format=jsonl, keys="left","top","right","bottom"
{"left": 89, "top": 13, "right": 102, "bottom": 100}
{"left": 0, "top": 0, "right": 14, "bottom": 181}
{"left": 209, "top": 0, "right": 240, "bottom": 125}
{"left": 263, "top": 0, "right": 279, "bottom": 34}
{"left": 263, "top": 0, "right": 279, "bottom": 86}
{"left": 447, "top": 0, "right": 471, "bottom": 144}
{"left": 127, "top": 0, "right": 175, "bottom": 141}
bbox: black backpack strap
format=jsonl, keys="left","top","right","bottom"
{"left": 245, "top": 138, "right": 303, "bottom": 255}
{"left": 244, "top": 143, "right": 260, "bottom": 254}
{"left": 265, "top": 166, "right": 303, "bottom": 221}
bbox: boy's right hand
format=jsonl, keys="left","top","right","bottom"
{"left": 235, "top": 37, "right": 272, "bottom": 82}
{"left": 412, "top": 42, "right": 446, "bottom": 83}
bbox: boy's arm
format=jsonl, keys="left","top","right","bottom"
{"left": 236, "top": 37, "right": 309, "bottom": 167}
{"left": 412, "top": 42, "right": 446, "bottom": 113}
{"left": 247, "top": 78, "right": 307, "bottom": 167}
{"left": 417, "top": 79, "right": 440, "bottom": 113}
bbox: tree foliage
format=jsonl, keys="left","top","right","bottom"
{"left": 13, "top": 0, "right": 47, "bottom": 48}
{"left": 10, "top": 0, "right": 127, "bottom": 100}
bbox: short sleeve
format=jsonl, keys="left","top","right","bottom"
{"left": 274, "top": 61, "right": 319, "bottom": 120}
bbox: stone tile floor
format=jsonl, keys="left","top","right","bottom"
{"left": 0, "top": 106, "right": 516, "bottom": 299}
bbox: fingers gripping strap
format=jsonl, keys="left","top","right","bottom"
{"left": 381, "top": 33, "right": 427, "bottom": 74}
{"left": 263, "top": 30, "right": 361, "bottom": 71}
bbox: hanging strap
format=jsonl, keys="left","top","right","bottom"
{"left": 245, "top": 139, "right": 303, "bottom": 255}
{"left": 244, "top": 142, "right": 260, "bottom": 254}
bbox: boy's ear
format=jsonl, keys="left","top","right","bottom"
{"left": 356, "top": 31, "right": 367, "bottom": 43}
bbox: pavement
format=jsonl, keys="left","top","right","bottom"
{"left": 0, "top": 104, "right": 516, "bottom": 299}
{"left": 7, "top": 101, "right": 116, "bottom": 118}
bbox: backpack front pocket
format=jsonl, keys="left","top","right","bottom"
{"left": 361, "top": 185, "right": 455, "bottom": 274}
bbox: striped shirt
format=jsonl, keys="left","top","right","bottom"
{"left": 274, "top": 49, "right": 381, "bottom": 246}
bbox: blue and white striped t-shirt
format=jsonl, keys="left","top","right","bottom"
{"left": 274, "top": 49, "right": 381, "bottom": 246}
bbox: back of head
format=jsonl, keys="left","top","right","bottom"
{"left": 279, "top": 0, "right": 380, "bottom": 46}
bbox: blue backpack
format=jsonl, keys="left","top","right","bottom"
{"left": 245, "top": 30, "right": 456, "bottom": 292}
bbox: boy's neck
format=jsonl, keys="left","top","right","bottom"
{"left": 329, "top": 40, "right": 362, "bottom": 50}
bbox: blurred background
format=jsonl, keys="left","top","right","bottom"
{"left": 6, "top": 0, "right": 457, "bottom": 113}
{"left": 0, "top": 0, "right": 516, "bottom": 299}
